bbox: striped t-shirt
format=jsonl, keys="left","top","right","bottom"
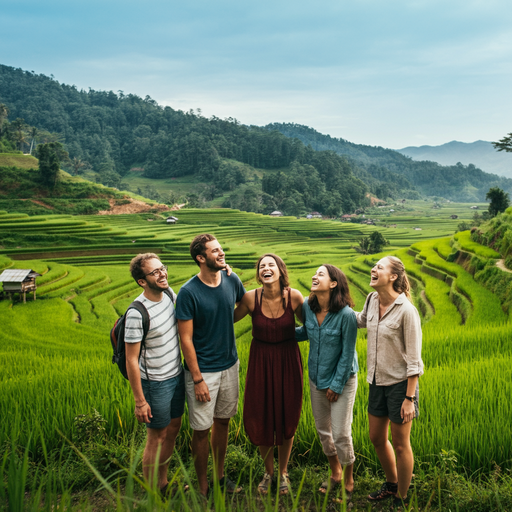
{"left": 125, "top": 289, "right": 182, "bottom": 381}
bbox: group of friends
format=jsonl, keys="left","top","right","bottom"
{"left": 124, "top": 233, "right": 423, "bottom": 508}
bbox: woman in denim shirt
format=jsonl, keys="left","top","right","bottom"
{"left": 296, "top": 264, "right": 358, "bottom": 501}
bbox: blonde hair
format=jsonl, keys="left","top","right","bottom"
{"left": 386, "top": 256, "right": 411, "bottom": 300}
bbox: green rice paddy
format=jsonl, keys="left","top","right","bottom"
{"left": 0, "top": 207, "right": 511, "bottom": 510}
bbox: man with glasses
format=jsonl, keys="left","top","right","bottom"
{"left": 176, "top": 234, "right": 246, "bottom": 496}
{"left": 125, "top": 253, "right": 185, "bottom": 496}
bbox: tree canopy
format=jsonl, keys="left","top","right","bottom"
{"left": 492, "top": 133, "right": 512, "bottom": 153}
{"left": 268, "top": 122, "right": 512, "bottom": 202}
{"left": 486, "top": 187, "right": 510, "bottom": 217}
{"left": 36, "top": 142, "right": 68, "bottom": 189}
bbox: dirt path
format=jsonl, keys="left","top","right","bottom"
{"left": 496, "top": 259, "right": 512, "bottom": 273}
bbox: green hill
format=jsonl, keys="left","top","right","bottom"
{"left": 0, "top": 64, "right": 369, "bottom": 216}
{"left": 2, "top": 63, "right": 510, "bottom": 212}
{"left": 266, "top": 122, "right": 512, "bottom": 202}
{"left": 0, "top": 158, "right": 166, "bottom": 215}
{"left": 0, "top": 153, "right": 38, "bottom": 169}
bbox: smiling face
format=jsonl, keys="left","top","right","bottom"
{"left": 311, "top": 265, "right": 337, "bottom": 293}
{"left": 370, "top": 257, "right": 397, "bottom": 290}
{"left": 202, "top": 239, "right": 226, "bottom": 270}
{"left": 258, "top": 256, "right": 280, "bottom": 285}
{"left": 140, "top": 258, "right": 169, "bottom": 291}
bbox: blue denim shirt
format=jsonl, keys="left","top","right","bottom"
{"left": 296, "top": 298, "right": 358, "bottom": 394}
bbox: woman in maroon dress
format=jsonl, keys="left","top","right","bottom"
{"left": 234, "top": 253, "right": 304, "bottom": 495}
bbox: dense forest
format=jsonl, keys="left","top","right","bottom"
{"left": 0, "top": 64, "right": 373, "bottom": 215}
{"left": 1, "top": 63, "right": 510, "bottom": 215}
{"left": 266, "top": 123, "right": 512, "bottom": 202}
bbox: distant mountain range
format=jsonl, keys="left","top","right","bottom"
{"left": 397, "top": 140, "right": 512, "bottom": 178}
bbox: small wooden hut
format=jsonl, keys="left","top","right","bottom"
{"left": 0, "top": 269, "right": 41, "bottom": 303}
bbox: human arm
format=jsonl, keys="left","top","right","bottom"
{"left": 327, "top": 309, "right": 358, "bottom": 400}
{"left": 401, "top": 374, "right": 419, "bottom": 423}
{"left": 177, "top": 319, "right": 211, "bottom": 402}
{"left": 400, "top": 305, "right": 422, "bottom": 422}
{"left": 234, "top": 291, "right": 253, "bottom": 323}
{"left": 291, "top": 288, "right": 304, "bottom": 323}
{"left": 294, "top": 296, "right": 309, "bottom": 342}
{"left": 355, "top": 293, "right": 373, "bottom": 328}
{"left": 402, "top": 306, "right": 423, "bottom": 378}
{"left": 125, "top": 342, "right": 153, "bottom": 423}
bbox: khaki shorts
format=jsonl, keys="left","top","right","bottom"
{"left": 185, "top": 360, "right": 240, "bottom": 431}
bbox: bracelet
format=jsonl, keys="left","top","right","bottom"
{"left": 135, "top": 402, "right": 147, "bottom": 408}
{"left": 193, "top": 378, "right": 204, "bottom": 385}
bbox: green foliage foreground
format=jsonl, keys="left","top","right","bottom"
{"left": 0, "top": 209, "right": 511, "bottom": 510}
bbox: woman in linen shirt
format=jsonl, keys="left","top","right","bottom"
{"left": 356, "top": 255, "right": 423, "bottom": 509}
{"left": 296, "top": 264, "right": 358, "bottom": 501}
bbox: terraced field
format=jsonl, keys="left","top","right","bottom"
{"left": 0, "top": 208, "right": 510, "bottom": 510}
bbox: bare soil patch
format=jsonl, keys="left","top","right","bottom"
{"left": 98, "top": 198, "right": 170, "bottom": 215}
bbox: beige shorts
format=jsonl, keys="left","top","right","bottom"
{"left": 185, "top": 360, "right": 240, "bottom": 431}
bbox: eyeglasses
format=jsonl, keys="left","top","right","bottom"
{"left": 144, "top": 265, "right": 168, "bottom": 278}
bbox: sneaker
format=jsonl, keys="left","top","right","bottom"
{"left": 218, "top": 475, "right": 242, "bottom": 494}
{"left": 257, "top": 472, "right": 274, "bottom": 494}
{"left": 368, "top": 481, "right": 398, "bottom": 500}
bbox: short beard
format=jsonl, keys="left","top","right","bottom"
{"left": 205, "top": 256, "right": 225, "bottom": 271}
{"left": 146, "top": 278, "right": 167, "bottom": 292}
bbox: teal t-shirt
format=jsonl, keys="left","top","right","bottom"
{"left": 176, "top": 272, "right": 246, "bottom": 372}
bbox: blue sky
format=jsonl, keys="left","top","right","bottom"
{"left": 2, "top": 0, "right": 512, "bottom": 148}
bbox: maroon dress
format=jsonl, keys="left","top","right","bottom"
{"left": 243, "top": 288, "right": 303, "bottom": 446}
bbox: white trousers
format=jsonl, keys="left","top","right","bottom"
{"left": 309, "top": 374, "right": 357, "bottom": 466}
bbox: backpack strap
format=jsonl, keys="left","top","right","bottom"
{"left": 163, "top": 287, "right": 175, "bottom": 304}
{"left": 127, "top": 301, "right": 150, "bottom": 341}
{"left": 127, "top": 301, "right": 150, "bottom": 380}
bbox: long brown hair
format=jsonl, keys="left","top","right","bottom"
{"left": 256, "top": 254, "right": 290, "bottom": 309}
{"left": 309, "top": 264, "right": 354, "bottom": 313}
{"left": 386, "top": 255, "right": 412, "bottom": 300}
{"left": 255, "top": 253, "right": 290, "bottom": 291}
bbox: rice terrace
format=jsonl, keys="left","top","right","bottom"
{"left": 1, "top": 202, "right": 512, "bottom": 512}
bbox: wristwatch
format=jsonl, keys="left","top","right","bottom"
{"left": 405, "top": 395, "right": 416, "bottom": 402}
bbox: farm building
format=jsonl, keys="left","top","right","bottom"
{"left": 450, "top": 215, "right": 459, "bottom": 219}
{"left": 166, "top": 216, "right": 178, "bottom": 224}
{"left": 269, "top": 211, "right": 283, "bottom": 217}
{"left": 0, "top": 269, "right": 41, "bottom": 303}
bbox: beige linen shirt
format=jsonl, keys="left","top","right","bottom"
{"left": 356, "top": 292, "right": 423, "bottom": 386}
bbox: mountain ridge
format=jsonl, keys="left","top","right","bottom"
{"left": 397, "top": 140, "right": 512, "bottom": 178}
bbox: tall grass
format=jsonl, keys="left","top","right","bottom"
{"left": 1, "top": 209, "right": 512, "bottom": 509}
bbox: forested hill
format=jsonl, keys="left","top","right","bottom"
{"left": 265, "top": 123, "right": 512, "bottom": 202}
{"left": 1, "top": 64, "right": 509, "bottom": 209}
{"left": 0, "top": 64, "right": 371, "bottom": 215}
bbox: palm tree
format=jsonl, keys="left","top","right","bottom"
{"left": 10, "top": 118, "right": 27, "bottom": 152}
{"left": 29, "top": 127, "right": 38, "bottom": 155}
{"left": 71, "top": 157, "right": 88, "bottom": 175}
{"left": 0, "top": 104, "right": 9, "bottom": 137}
